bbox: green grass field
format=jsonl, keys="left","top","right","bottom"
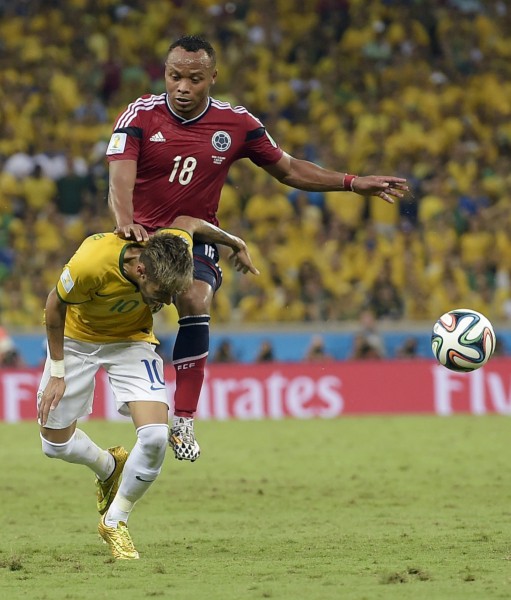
{"left": 2, "top": 416, "right": 511, "bottom": 600}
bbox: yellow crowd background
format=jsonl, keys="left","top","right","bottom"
{"left": 1, "top": 0, "right": 511, "bottom": 329}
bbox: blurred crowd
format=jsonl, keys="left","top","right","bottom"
{"left": 1, "top": 0, "right": 511, "bottom": 330}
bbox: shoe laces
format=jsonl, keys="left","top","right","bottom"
{"left": 116, "top": 522, "right": 137, "bottom": 548}
{"left": 173, "top": 418, "right": 195, "bottom": 444}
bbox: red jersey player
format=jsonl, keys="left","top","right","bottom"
{"left": 107, "top": 35, "right": 408, "bottom": 462}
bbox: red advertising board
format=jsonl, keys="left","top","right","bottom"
{"left": 2, "top": 358, "right": 511, "bottom": 423}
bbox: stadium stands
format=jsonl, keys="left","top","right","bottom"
{"left": 1, "top": 0, "right": 511, "bottom": 340}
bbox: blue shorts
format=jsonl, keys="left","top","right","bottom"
{"left": 193, "top": 242, "right": 223, "bottom": 292}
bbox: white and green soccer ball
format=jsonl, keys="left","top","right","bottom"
{"left": 431, "top": 308, "right": 496, "bottom": 372}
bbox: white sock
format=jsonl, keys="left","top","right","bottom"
{"left": 105, "top": 424, "right": 168, "bottom": 527}
{"left": 41, "top": 429, "right": 114, "bottom": 481}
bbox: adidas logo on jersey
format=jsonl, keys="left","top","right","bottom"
{"left": 150, "top": 131, "right": 166, "bottom": 142}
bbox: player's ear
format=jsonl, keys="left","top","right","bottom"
{"left": 137, "top": 262, "right": 147, "bottom": 278}
{"left": 211, "top": 69, "right": 218, "bottom": 85}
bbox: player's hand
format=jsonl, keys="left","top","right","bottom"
{"left": 38, "top": 377, "right": 66, "bottom": 426}
{"left": 115, "top": 224, "right": 149, "bottom": 242}
{"left": 352, "top": 176, "right": 409, "bottom": 204}
{"left": 229, "top": 238, "right": 260, "bottom": 275}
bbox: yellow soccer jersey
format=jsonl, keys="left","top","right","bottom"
{"left": 55, "top": 230, "right": 192, "bottom": 343}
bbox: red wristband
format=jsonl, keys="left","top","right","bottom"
{"left": 342, "top": 174, "right": 358, "bottom": 192}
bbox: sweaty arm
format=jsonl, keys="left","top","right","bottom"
{"left": 263, "top": 152, "right": 408, "bottom": 203}
{"left": 38, "top": 288, "right": 68, "bottom": 426}
{"left": 108, "top": 160, "right": 149, "bottom": 241}
{"left": 170, "top": 216, "right": 260, "bottom": 275}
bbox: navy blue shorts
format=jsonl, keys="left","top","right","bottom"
{"left": 193, "top": 242, "right": 223, "bottom": 292}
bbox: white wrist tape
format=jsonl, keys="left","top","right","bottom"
{"left": 50, "top": 359, "right": 65, "bottom": 378}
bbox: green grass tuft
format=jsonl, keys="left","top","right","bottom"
{"left": 2, "top": 416, "right": 511, "bottom": 599}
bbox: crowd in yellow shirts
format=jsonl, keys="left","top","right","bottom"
{"left": 1, "top": 0, "right": 511, "bottom": 328}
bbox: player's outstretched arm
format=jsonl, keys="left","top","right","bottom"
{"left": 39, "top": 288, "right": 67, "bottom": 426}
{"left": 170, "top": 216, "right": 260, "bottom": 275}
{"left": 109, "top": 160, "right": 149, "bottom": 241}
{"left": 347, "top": 175, "right": 409, "bottom": 204}
{"left": 263, "top": 152, "right": 408, "bottom": 204}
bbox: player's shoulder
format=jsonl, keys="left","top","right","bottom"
{"left": 114, "top": 93, "right": 167, "bottom": 126}
{"left": 128, "top": 93, "right": 167, "bottom": 115}
{"left": 81, "top": 231, "right": 117, "bottom": 245}
{"left": 209, "top": 97, "right": 263, "bottom": 126}
{"left": 75, "top": 233, "right": 125, "bottom": 262}
{"left": 138, "top": 92, "right": 166, "bottom": 103}
{"left": 70, "top": 233, "right": 133, "bottom": 281}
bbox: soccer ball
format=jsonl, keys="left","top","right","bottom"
{"left": 431, "top": 308, "right": 496, "bottom": 372}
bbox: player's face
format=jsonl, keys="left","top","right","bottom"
{"left": 164, "top": 48, "right": 217, "bottom": 119}
{"left": 138, "top": 278, "right": 172, "bottom": 307}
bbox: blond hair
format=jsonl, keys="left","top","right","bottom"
{"left": 140, "top": 234, "right": 193, "bottom": 295}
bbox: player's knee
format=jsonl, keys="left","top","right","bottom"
{"left": 40, "top": 435, "right": 72, "bottom": 460}
{"left": 179, "top": 299, "right": 211, "bottom": 315}
{"left": 176, "top": 285, "right": 212, "bottom": 315}
{"left": 137, "top": 424, "right": 168, "bottom": 459}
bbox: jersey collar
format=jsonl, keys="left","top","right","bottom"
{"left": 165, "top": 94, "right": 211, "bottom": 125}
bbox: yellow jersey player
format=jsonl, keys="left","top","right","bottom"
{"left": 37, "top": 216, "right": 258, "bottom": 560}
{"left": 55, "top": 229, "right": 193, "bottom": 344}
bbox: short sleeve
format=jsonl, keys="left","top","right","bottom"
{"left": 56, "top": 252, "right": 99, "bottom": 304}
{"left": 105, "top": 98, "right": 146, "bottom": 162}
{"left": 241, "top": 112, "right": 283, "bottom": 166}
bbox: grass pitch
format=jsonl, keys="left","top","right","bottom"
{"left": 1, "top": 416, "right": 511, "bottom": 600}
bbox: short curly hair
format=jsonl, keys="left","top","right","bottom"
{"left": 167, "top": 35, "right": 216, "bottom": 67}
{"left": 139, "top": 234, "right": 193, "bottom": 296}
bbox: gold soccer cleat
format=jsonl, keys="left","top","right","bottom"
{"left": 98, "top": 515, "right": 140, "bottom": 560}
{"left": 95, "top": 446, "right": 129, "bottom": 515}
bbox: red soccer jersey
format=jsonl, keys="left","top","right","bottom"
{"left": 106, "top": 93, "right": 284, "bottom": 231}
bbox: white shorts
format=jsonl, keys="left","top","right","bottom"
{"left": 37, "top": 338, "right": 170, "bottom": 429}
